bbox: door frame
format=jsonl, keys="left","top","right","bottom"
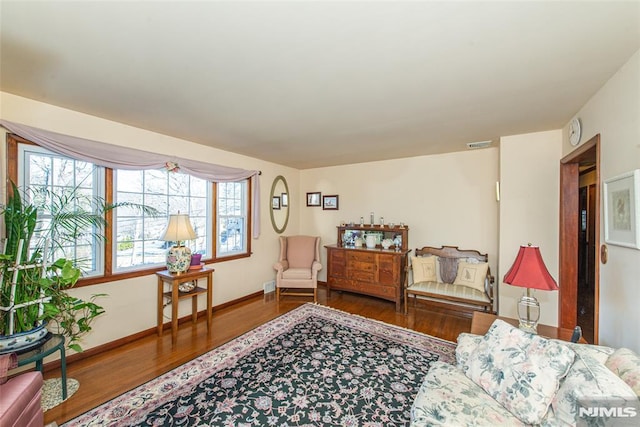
{"left": 558, "top": 134, "right": 600, "bottom": 343}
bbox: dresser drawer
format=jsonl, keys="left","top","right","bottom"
{"left": 347, "top": 251, "right": 375, "bottom": 263}
{"left": 349, "top": 269, "right": 375, "bottom": 282}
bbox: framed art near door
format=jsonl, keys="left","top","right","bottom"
{"left": 603, "top": 169, "right": 640, "bottom": 249}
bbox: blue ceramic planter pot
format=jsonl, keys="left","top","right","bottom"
{"left": 0, "top": 323, "right": 48, "bottom": 354}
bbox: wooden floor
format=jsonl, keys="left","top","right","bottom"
{"left": 43, "top": 289, "right": 471, "bottom": 425}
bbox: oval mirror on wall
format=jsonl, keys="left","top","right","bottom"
{"left": 269, "top": 175, "right": 289, "bottom": 234}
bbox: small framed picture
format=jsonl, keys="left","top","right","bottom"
{"left": 281, "top": 193, "right": 288, "bottom": 207}
{"left": 603, "top": 169, "right": 639, "bottom": 249}
{"left": 307, "top": 192, "right": 321, "bottom": 207}
{"left": 272, "top": 196, "right": 281, "bottom": 210}
{"left": 323, "top": 195, "right": 339, "bottom": 210}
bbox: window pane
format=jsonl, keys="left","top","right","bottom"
{"left": 114, "top": 169, "right": 211, "bottom": 271}
{"left": 217, "top": 181, "right": 247, "bottom": 257}
{"left": 20, "top": 145, "right": 104, "bottom": 277}
{"left": 117, "top": 170, "right": 143, "bottom": 192}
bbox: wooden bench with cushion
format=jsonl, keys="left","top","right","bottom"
{"left": 404, "top": 245, "right": 495, "bottom": 315}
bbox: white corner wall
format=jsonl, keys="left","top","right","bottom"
{"left": 299, "top": 149, "right": 500, "bottom": 286}
{"left": 499, "top": 130, "right": 562, "bottom": 326}
{"left": 0, "top": 92, "right": 300, "bottom": 353}
{"left": 565, "top": 49, "right": 640, "bottom": 351}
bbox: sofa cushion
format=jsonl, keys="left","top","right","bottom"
{"left": 411, "top": 256, "right": 437, "bottom": 283}
{"left": 605, "top": 347, "right": 640, "bottom": 396}
{"left": 551, "top": 340, "right": 615, "bottom": 364}
{"left": 407, "top": 281, "right": 491, "bottom": 303}
{"left": 455, "top": 332, "right": 483, "bottom": 374}
{"left": 410, "top": 361, "right": 524, "bottom": 426}
{"left": 453, "top": 261, "right": 488, "bottom": 293}
{"left": 553, "top": 351, "right": 638, "bottom": 425}
{"left": 466, "top": 319, "right": 575, "bottom": 425}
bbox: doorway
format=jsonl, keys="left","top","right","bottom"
{"left": 559, "top": 135, "right": 600, "bottom": 344}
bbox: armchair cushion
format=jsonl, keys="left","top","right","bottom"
{"left": 0, "top": 353, "right": 43, "bottom": 427}
{"left": 282, "top": 268, "right": 313, "bottom": 280}
{"left": 285, "top": 235, "right": 317, "bottom": 268}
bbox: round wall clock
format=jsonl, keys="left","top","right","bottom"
{"left": 569, "top": 118, "right": 581, "bottom": 146}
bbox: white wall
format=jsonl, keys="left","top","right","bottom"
{"left": 564, "top": 49, "right": 640, "bottom": 351}
{"left": 0, "top": 92, "right": 300, "bottom": 353}
{"left": 299, "top": 149, "right": 500, "bottom": 287}
{"left": 498, "top": 130, "right": 562, "bottom": 326}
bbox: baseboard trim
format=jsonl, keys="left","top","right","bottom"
{"left": 42, "top": 290, "right": 265, "bottom": 372}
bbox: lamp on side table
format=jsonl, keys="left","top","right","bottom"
{"left": 503, "top": 244, "right": 559, "bottom": 333}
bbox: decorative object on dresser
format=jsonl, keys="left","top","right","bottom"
{"left": 273, "top": 236, "right": 322, "bottom": 302}
{"left": 503, "top": 243, "right": 559, "bottom": 333}
{"left": 159, "top": 212, "right": 197, "bottom": 274}
{"left": 404, "top": 246, "right": 495, "bottom": 315}
{"left": 325, "top": 223, "right": 410, "bottom": 311}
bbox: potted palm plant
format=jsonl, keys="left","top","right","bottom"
{"left": 0, "top": 182, "right": 155, "bottom": 352}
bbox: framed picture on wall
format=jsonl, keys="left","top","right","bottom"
{"left": 306, "top": 192, "right": 321, "bottom": 207}
{"left": 281, "top": 193, "right": 288, "bottom": 207}
{"left": 322, "top": 195, "right": 339, "bottom": 210}
{"left": 603, "top": 169, "right": 640, "bottom": 249}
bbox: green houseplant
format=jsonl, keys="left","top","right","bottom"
{"left": 0, "top": 182, "right": 155, "bottom": 352}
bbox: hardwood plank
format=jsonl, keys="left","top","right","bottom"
{"left": 43, "top": 289, "right": 471, "bottom": 425}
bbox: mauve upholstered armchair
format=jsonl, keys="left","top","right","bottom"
{"left": 273, "top": 235, "right": 322, "bottom": 303}
{"left": 0, "top": 353, "right": 44, "bottom": 427}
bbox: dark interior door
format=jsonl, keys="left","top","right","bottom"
{"left": 577, "top": 184, "right": 596, "bottom": 343}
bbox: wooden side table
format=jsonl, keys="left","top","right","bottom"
{"left": 156, "top": 267, "right": 214, "bottom": 342}
{"left": 471, "top": 311, "right": 587, "bottom": 343}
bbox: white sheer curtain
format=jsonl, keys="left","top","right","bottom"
{"left": 0, "top": 120, "right": 261, "bottom": 238}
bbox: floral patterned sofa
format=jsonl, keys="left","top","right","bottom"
{"left": 410, "top": 319, "right": 640, "bottom": 426}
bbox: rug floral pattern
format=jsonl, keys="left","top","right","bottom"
{"left": 66, "top": 304, "right": 455, "bottom": 426}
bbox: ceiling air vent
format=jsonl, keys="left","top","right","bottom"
{"left": 466, "top": 140, "right": 493, "bottom": 149}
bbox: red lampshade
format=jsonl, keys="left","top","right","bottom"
{"left": 503, "top": 245, "right": 559, "bottom": 291}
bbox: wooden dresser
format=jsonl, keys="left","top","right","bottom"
{"left": 325, "top": 224, "right": 410, "bottom": 311}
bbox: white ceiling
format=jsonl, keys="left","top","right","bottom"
{"left": 1, "top": 1, "right": 639, "bottom": 169}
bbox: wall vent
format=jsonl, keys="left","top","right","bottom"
{"left": 466, "top": 140, "right": 493, "bottom": 149}
{"left": 263, "top": 280, "right": 276, "bottom": 294}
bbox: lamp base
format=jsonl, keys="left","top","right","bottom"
{"left": 166, "top": 245, "right": 192, "bottom": 273}
{"left": 517, "top": 294, "right": 540, "bottom": 334}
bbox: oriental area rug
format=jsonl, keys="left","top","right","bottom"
{"left": 64, "top": 303, "right": 455, "bottom": 426}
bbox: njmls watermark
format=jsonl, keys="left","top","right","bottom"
{"left": 577, "top": 398, "right": 640, "bottom": 426}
